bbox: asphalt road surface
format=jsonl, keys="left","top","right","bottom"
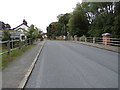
{"left": 25, "top": 40, "right": 118, "bottom": 88}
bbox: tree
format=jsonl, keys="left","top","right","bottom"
{"left": 47, "top": 24, "right": 53, "bottom": 39}
{"left": 47, "top": 22, "right": 60, "bottom": 39}
{"left": 2, "top": 30, "right": 11, "bottom": 41}
{"left": 112, "top": 2, "right": 120, "bottom": 37}
{"left": 86, "top": 2, "right": 120, "bottom": 37}
{"left": 68, "top": 3, "right": 89, "bottom": 37}
{"left": 54, "top": 22, "right": 63, "bottom": 36}
{"left": 34, "top": 27, "right": 40, "bottom": 39}
{"left": 47, "top": 2, "right": 120, "bottom": 39}
{"left": 23, "top": 24, "right": 40, "bottom": 39}
{"left": 47, "top": 13, "right": 71, "bottom": 39}
{"left": 57, "top": 13, "right": 71, "bottom": 36}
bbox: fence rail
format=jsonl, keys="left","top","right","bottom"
{"left": 0, "top": 39, "right": 34, "bottom": 55}
{"left": 78, "top": 37, "right": 120, "bottom": 47}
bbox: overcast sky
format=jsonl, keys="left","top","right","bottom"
{"left": 0, "top": 0, "right": 82, "bottom": 32}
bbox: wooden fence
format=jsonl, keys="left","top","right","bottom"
{"left": 78, "top": 37, "right": 120, "bottom": 47}
{"left": 0, "top": 39, "right": 34, "bottom": 56}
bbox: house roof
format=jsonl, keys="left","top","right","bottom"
{"left": 0, "top": 21, "right": 11, "bottom": 30}
{"left": 12, "top": 19, "right": 29, "bottom": 30}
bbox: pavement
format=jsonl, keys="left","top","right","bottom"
{"left": 72, "top": 41, "right": 120, "bottom": 53}
{"left": 2, "top": 40, "right": 44, "bottom": 88}
{"left": 25, "top": 40, "right": 118, "bottom": 88}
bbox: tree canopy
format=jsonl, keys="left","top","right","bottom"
{"left": 68, "top": 3, "right": 89, "bottom": 37}
{"left": 47, "top": 2, "right": 120, "bottom": 39}
{"left": 23, "top": 24, "right": 40, "bottom": 39}
{"left": 2, "top": 30, "right": 11, "bottom": 41}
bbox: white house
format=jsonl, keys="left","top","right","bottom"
{"left": 13, "top": 19, "right": 29, "bottom": 41}
{"left": 0, "top": 20, "right": 30, "bottom": 41}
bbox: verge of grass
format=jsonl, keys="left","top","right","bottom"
{"left": 1, "top": 44, "right": 35, "bottom": 70}
{"left": 0, "top": 49, "right": 7, "bottom": 53}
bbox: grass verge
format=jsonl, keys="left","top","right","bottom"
{"left": 0, "top": 44, "right": 35, "bottom": 70}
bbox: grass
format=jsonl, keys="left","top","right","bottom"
{"left": 0, "top": 44, "right": 35, "bottom": 70}
{"left": 0, "top": 49, "right": 7, "bottom": 53}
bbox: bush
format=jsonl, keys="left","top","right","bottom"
{"left": 2, "top": 30, "right": 11, "bottom": 41}
{"left": 79, "top": 35, "right": 86, "bottom": 42}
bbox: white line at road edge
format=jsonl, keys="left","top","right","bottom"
{"left": 18, "top": 41, "right": 46, "bottom": 88}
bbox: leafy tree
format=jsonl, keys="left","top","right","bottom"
{"left": 47, "top": 22, "right": 57, "bottom": 39}
{"left": 47, "top": 2, "right": 120, "bottom": 38}
{"left": 112, "top": 2, "right": 120, "bottom": 37}
{"left": 47, "top": 22, "right": 63, "bottom": 39}
{"left": 58, "top": 13, "right": 71, "bottom": 36}
{"left": 47, "top": 24, "right": 52, "bottom": 39}
{"left": 86, "top": 2, "right": 120, "bottom": 37}
{"left": 47, "top": 13, "right": 71, "bottom": 39}
{"left": 54, "top": 22, "right": 63, "bottom": 36}
{"left": 34, "top": 27, "right": 40, "bottom": 39}
{"left": 23, "top": 24, "right": 40, "bottom": 39}
{"left": 68, "top": 3, "right": 89, "bottom": 37}
{"left": 2, "top": 30, "right": 11, "bottom": 41}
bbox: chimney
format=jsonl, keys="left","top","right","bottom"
{"left": 23, "top": 19, "right": 27, "bottom": 25}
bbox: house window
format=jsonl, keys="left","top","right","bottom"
{"left": 21, "top": 36, "right": 25, "bottom": 40}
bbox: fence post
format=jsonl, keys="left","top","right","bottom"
{"left": 12, "top": 40, "right": 14, "bottom": 49}
{"left": 29, "top": 39, "right": 31, "bottom": 45}
{"left": 31, "top": 39, "right": 33, "bottom": 44}
{"left": 31, "top": 39, "right": 33, "bottom": 45}
{"left": 93, "top": 37, "right": 96, "bottom": 44}
{"left": 25, "top": 39, "right": 27, "bottom": 46}
{"left": 19, "top": 39, "right": 21, "bottom": 49}
{"left": 85, "top": 37, "right": 87, "bottom": 42}
{"left": 7, "top": 40, "right": 10, "bottom": 60}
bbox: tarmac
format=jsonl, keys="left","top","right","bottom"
{"left": 72, "top": 41, "right": 120, "bottom": 53}
{"left": 25, "top": 40, "right": 118, "bottom": 88}
{"left": 2, "top": 40, "right": 119, "bottom": 88}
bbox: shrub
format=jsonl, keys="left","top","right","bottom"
{"left": 79, "top": 35, "right": 86, "bottom": 42}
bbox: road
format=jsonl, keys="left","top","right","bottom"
{"left": 25, "top": 40, "right": 118, "bottom": 88}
